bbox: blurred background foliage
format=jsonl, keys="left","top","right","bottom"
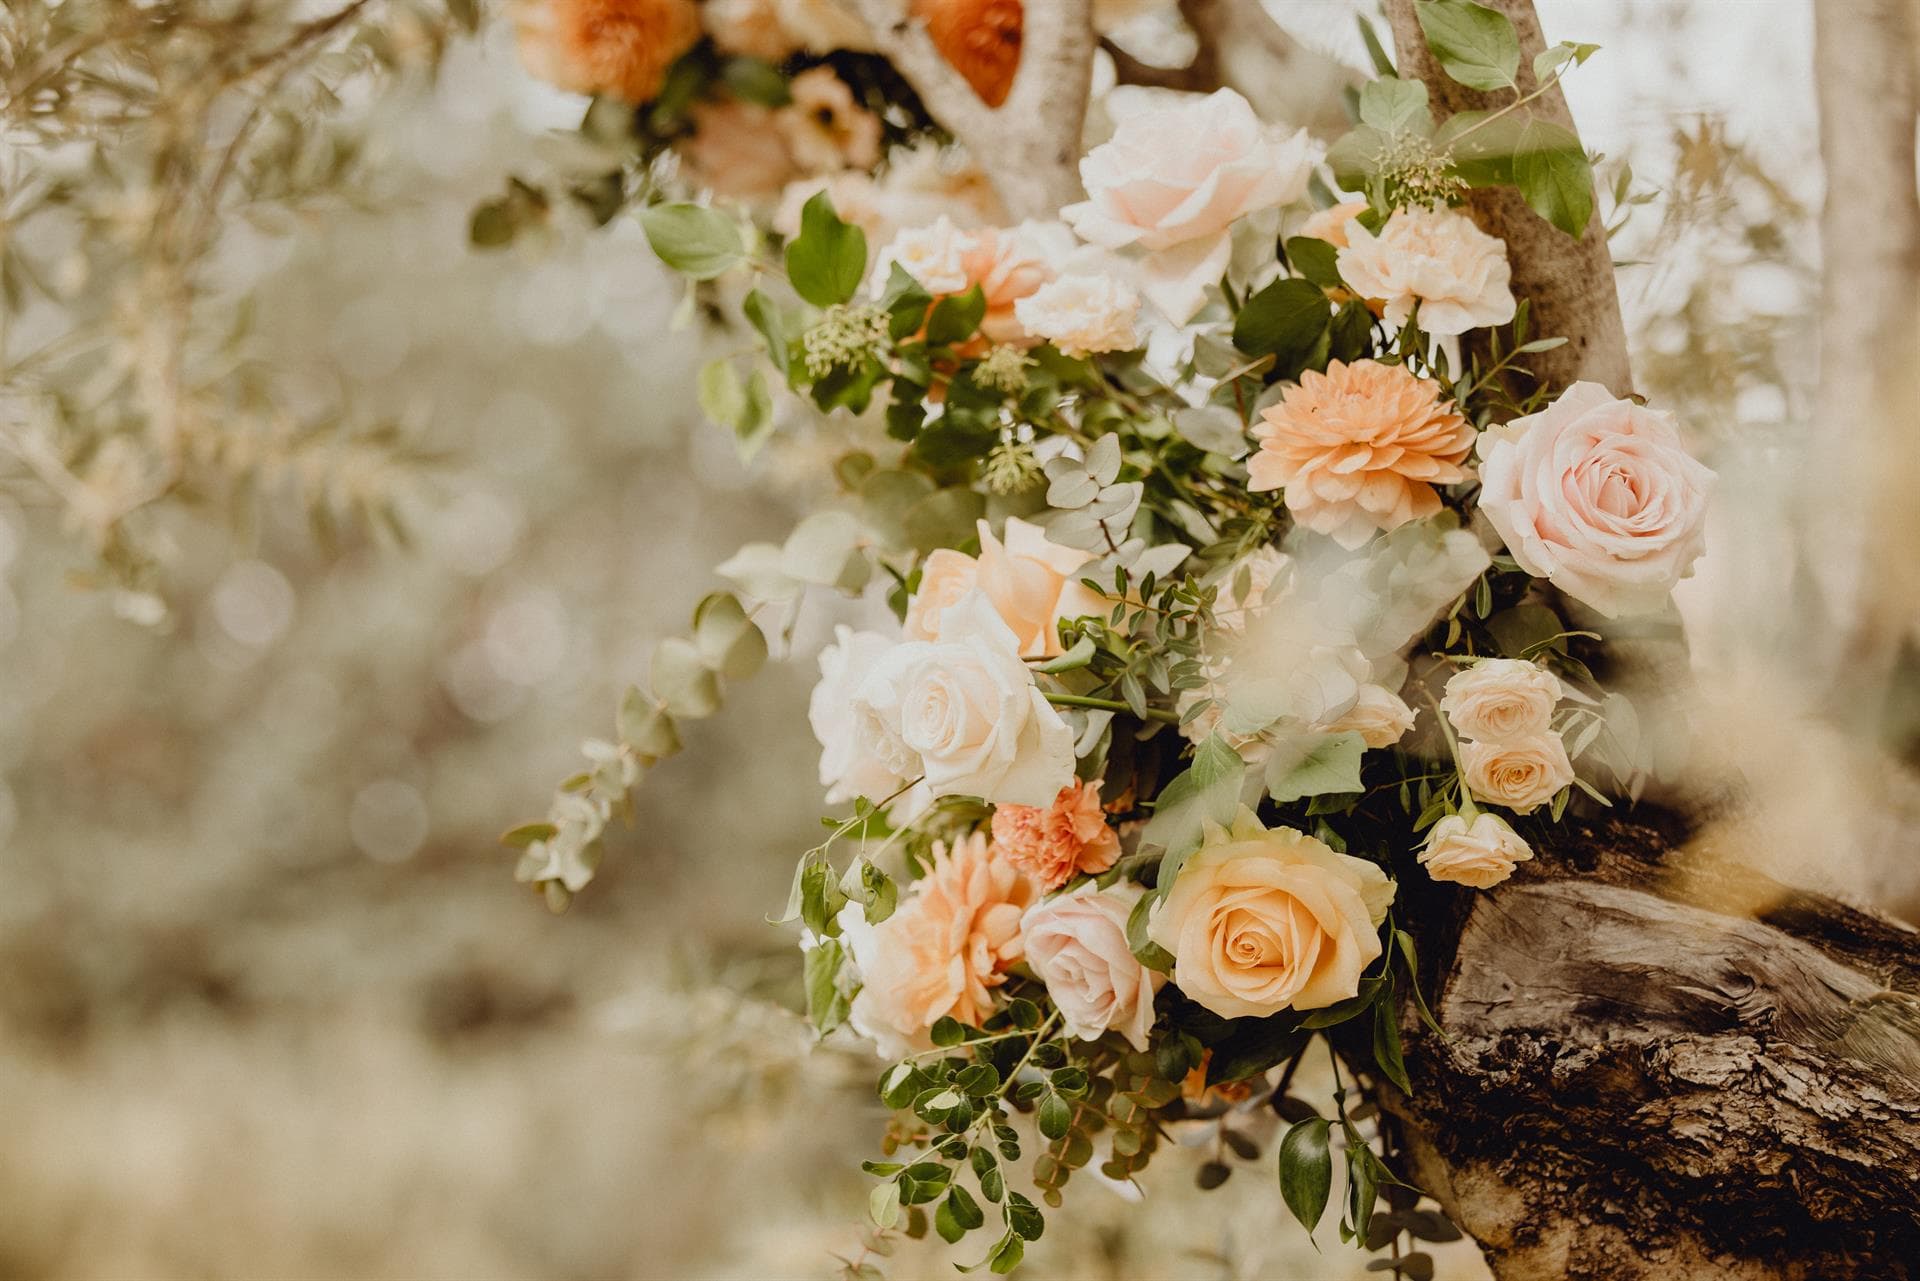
{"left": 0, "top": 1, "right": 1863, "bottom": 1277}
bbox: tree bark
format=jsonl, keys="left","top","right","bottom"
{"left": 1380, "top": 3, "right": 1920, "bottom": 1276}
{"left": 1808, "top": 0, "right": 1920, "bottom": 715}
{"left": 1385, "top": 0, "right": 1633, "bottom": 397}
{"left": 1387, "top": 808, "right": 1920, "bottom": 1280}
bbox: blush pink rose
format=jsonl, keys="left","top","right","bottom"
{"left": 1477, "top": 383, "right": 1715, "bottom": 618}
{"left": 990, "top": 778, "right": 1122, "bottom": 890}
{"left": 1418, "top": 812, "right": 1533, "bottom": 889}
{"left": 1021, "top": 882, "right": 1162, "bottom": 1050}
{"left": 903, "top": 517, "right": 1102, "bottom": 658}
{"left": 1460, "top": 734, "right": 1574, "bottom": 815}
{"left": 1063, "top": 88, "right": 1314, "bottom": 323}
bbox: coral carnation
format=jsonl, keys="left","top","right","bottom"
{"left": 914, "top": 0, "right": 1022, "bottom": 107}
{"left": 1248, "top": 359, "right": 1474, "bottom": 549}
{"left": 990, "top": 779, "right": 1121, "bottom": 890}
{"left": 518, "top": 0, "right": 702, "bottom": 104}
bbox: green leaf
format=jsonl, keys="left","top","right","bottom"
{"left": 859, "top": 859, "right": 898, "bottom": 924}
{"left": 903, "top": 487, "right": 986, "bottom": 555}
{"left": 1373, "top": 985, "right": 1412, "bottom": 1093}
{"left": 696, "top": 359, "right": 774, "bottom": 460}
{"left": 618, "top": 686, "right": 681, "bottom": 759}
{"left": 880, "top": 262, "right": 934, "bottom": 339}
{"left": 1326, "top": 124, "right": 1389, "bottom": 193}
{"left": 800, "top": 860, "right": 847, "bottom": 938}
{"left": 1532, "top": 40, "right": 1600, "bottom": 83}
{"left": 1125, "top": 890, "right": 1175, "bottom": 974}
{"left": 926, "top": 284, "right": 987, "bottom": 347}
{"left": 1284, "top": 236, "right": 1344, "bottom": 290}
{"left": 870, "top": 1179, "right": 902, "bottom": 1229}
{"left": 651, "top": 637, "right": 721, "bottom": 718}
{"left": 1394, "top": 929, "right": 1445, "bottom": 1037}
{"left": 692, "top": 593, "right": 766, "bottom": 682}
{"left": 499, "top": 822, "right": 557, "bottom": 848}
{"left": 1356, "top": 15, "right": 1398, "bottom": 77}
{"left": 804, "top": 937, "right": 849, "bottom": 1035}
{"left": 720, "top": 56, "right": 790, "bottom": 106}
{"left": 744, "top": 288, "right": 803, "bottom": 381}
{"left": 1512, "top": 117, "right": 1594, "bottom": 238}
{"left": 1415, "top": 0, "right": 1521, "bottom": 91}
{"left": 1036, "top": 636, "right": 1097, "bottom": 673}
{"left": 930, "top": 1016, "right": 968, "bottom": 1047}
{"left": 1005, "top": 1192, "right": 1045, "bottom": 1240}
{"left": 1037, "top": 1092, "right": 1072, "bottom": 1141}
{"left": 1264, "top": 731, "right": 1366, "bottom": 804}
{"left": 1279, "top": 1118, "right": 1334, "bottom": 1237}
{"left": 1357, "top": 77, "right": 1432, "bottom": 136}
{"left": 947, "top": 1185, "right": 986, "bottom": 1231}
{"left": 785, "top": 191, "right": 867, "bottom": 307}
{"left": 639, "top": 203, "right": 744, "bottom": 280}
{"left": 1231, "top": 278, "right": 1331, "bottom": 362}
{"left": 1140, "top": 735, "right": 1246, "bottom": 869}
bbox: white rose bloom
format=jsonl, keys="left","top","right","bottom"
{"left": 1440, "top": 659, "right": 1564, "bottom": 742}
{"left": 1418, "top": 812, "right": 1534, "bottom": 889}
{"left": 850, "top": 592, "right": 1076, "bottom": 807}
{"left": 1021, "top": 881, "right": 1163, "bottom": 1050}
{"left": 1460, "top": 733, "right": 1575, "bottom": 815}
{"left": 810, "top": 625, "right": 911, "bottom": 804}
{"left": 1316, "top": 682, "right": 1417, "bottom": 748}
{"left": 1013, "top": 273, "right": 1142, "bottom": 357}
{"left": 871, "top": 214, "right": 973, "bottom": 296}
{"left": 1063, "top": 88, "right": 1315, "bottom": 323}
{"left": 1336, "top": 204, "right": 1517, "bottom": 336}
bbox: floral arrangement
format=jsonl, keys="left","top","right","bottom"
{"left": 497, "top": 1, "right": 1713, "bottom": 1273}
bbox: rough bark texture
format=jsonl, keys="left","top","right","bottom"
{"left": 1385, "top": 0, "right": 1633, "bottom": 397}
{"left": 1386, "top": 808, "right": 1920, "bottom": 1280}
{"left": 1380, "top": 3, "right": 1920, "bottom": 1276}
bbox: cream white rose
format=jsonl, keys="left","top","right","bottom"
{"left": 1021, "top": 881, "right": 1163, "bottom": 1050}
{"left": 1147, "top": 808, "right": 1393, "bottom": 1019}
{"left": 1336, "top": 203, "right": 1516, "bottom": 336}
{"left": 1477, "top": 383, "right": 1715, "bottom": 618}
{"left": 1418, "top": 812, "right": 1534, "bottom": 889}
{"left": 810, "top": 625, "right": 911, "bottom": 803}
{"left": 1013, "top": 273, "right": 1142, "bottom": 358}
{"left": 1439, "top": 659, "right": 1563, "bottom": 742}
{"left": 851, "top": 591, "right": 1076, "bottom": 806}
{"left": 1459, "top": 733, "right": 1574, "bottom": 814}
{"left": 1063, "top": 88, "right": 1315, "bottom": 323}
{"left": 1317, "top": 682, "right": 1416, "bottom": 748}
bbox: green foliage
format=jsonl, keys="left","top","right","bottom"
{"left": 640, "top": 203, "right": 746, "bottom": 280}
{"left": 1279, "top": 1119, "right": 1334, "bottom": 1237}
{"left": 1415, "top": 0, "right": 1521, "bottom": 91}
{"left": 786, "top": 192, "right": 868, "bottom": 307}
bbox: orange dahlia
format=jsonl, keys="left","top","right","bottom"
{"left": 1247, "top": 359, "right": 1474, "bottom": 549}
{"left": 519, "top": 0, "right": 702, "bottom": 105}
{"left": 914, "top": 0, "right": 1022, "bottom": 108}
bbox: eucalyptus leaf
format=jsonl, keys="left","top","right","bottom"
{"left": 651, "top": 637, "right": 721, "bottom": 718}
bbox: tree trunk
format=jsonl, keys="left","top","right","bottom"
{"left": 1808, "top": 0, "right": 1920, "bottom": 719}
{"left": 1385, "top": 0, "right": 1632, "bottom": 397}
{"left": 1386, "top": 808, "right": 1920, "bottom": 1280}
{"left": 1380, "top": 3, "right": 1920, "bottom": 1276}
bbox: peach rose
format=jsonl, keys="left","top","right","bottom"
{"left": 1317, "top": 682, "right": 1416, "bottom": 748}
{"left": 514, "top": 0, "right": 702, "bottom": 104}
{"left": 1013, "top": 273, "right": 1141, "bottom": 358}
{"left": 991, "top": 779, "right": 1121, "bottom": 889}
{"left": 1459, "top": 734, "right": 1573, "bottom": 814}
{"left": 1248, "top": 359, "right": 1475, "bottom": 550}
{"left": 870, "top": 218, "right": 1064, "bottom": 345}
{"left": 1418, "top": 812, "right": 1533, "bottom": 889}
{"left": 1439, "top": 659, "right": 1562, "bottom": 742}
{"left": 1335, "top": 203, "right": 1516, "bottom": 336}
{"left": 1298, "top": 200, "right": 1369, "bottom": 249}
{"left": 1477, "top": 383, "right": 1715, "bottom": 618}
{"left": 677, "top": 100, "right": 798, "bottom": 202}
{"left": 1064, "top": 89, "right": 1315, "bottom": 322}
{"left": 841, "top": 832, "right": 1034, "bottom": 1056}
{"left": 1147, "top": 808, "right": 1393, "bottom": 1018}
{"left": 1021, "top": 881, "right": 1162, "bottom": 1050}
{"left": 903, "top": 517, "right": 1102, "bottom": 658}
{"left": 776, "top": 67, "right": 883, "bottom": 173}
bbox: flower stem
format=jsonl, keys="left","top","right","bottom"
{"left": 1043, "top": 692, "right": 1180, "bottom": 724}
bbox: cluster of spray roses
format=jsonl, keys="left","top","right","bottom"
{"left": 502, "top": 6, "right": 1713, "bottom": 1272}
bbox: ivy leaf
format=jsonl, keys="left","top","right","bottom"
{"left": 1264, "top": 731, "right": 1366, "bottom": 804}
{"left": 1512, "top": 117, "right": 1594, "bottom": 238}
{"left": 785, "top": 191, "right": 867, "bottom": 306}
{"left": 1278, "top": 1118, "right": 1334, "bottom": 1238}
{"left": 1414, "top": 0, "right": 1521, "bottom": 91}
{"left": 1357, "top": 77, "right": 1432, "bottom": 136}
{"left": 639, "top": 203, "right": 743, "bottom": 280}
{"left": 1231, "top": 277, "right": 1331, "bottom": 363}
{"left": 926, "top": 283, "right": 987, "bottom": 347}
{"left": 1140, "top": 735, "right": 1246, "bottom": 870}
{"left": 1532, "top": 40, "right": 1600, "bottom": 83}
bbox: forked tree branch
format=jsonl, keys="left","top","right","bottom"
{"left": 853, "top": 0, "right": 1094, "bottom": 220}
